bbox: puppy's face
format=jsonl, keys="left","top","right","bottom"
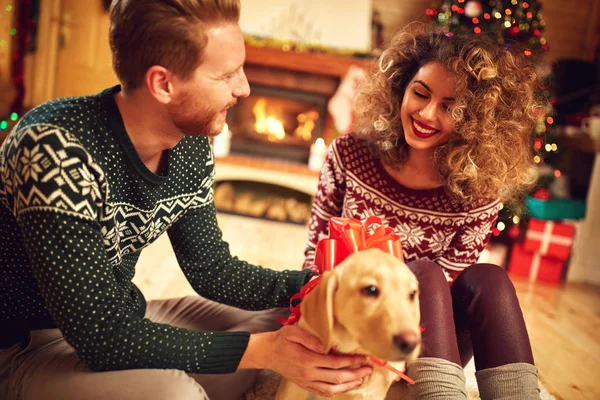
{"left": 301, "top": 248, "right": 421, "bottom": 362}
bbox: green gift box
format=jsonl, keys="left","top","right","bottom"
{"left": 525, "top": 197, "right": 586, "bottom": 221}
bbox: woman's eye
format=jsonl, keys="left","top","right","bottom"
{"left": 413, "top": 90, "right": 428, "bottom": 99}
{"left": 361, "top": 285, "right": 380, "bottom": 297}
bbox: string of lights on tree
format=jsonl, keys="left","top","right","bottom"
{"left": 427, "top": 0, "right": 556, "bottom": 239}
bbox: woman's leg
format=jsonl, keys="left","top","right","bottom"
{"left": 401, "top": 260, "right": 467, "bottom": 400}
{"left": 451, "top": 263, "right": 540, "bottom": 399}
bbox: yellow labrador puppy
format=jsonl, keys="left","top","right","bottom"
{"left": 275, "top": 248, "right": 421, "bottom": 400}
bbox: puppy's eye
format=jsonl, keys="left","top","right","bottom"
{"left": 409, "top": 290, "right": 417, "bottom": 301}
{"left": 361, "top": 285, "right": 379, "bottom": 297}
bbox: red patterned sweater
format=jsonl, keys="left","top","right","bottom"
{"left": 303, "top": 134, "right": 502, "bottom": 282}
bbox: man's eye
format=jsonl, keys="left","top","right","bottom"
{"left": 361, "top": 285, "right": 380, "bottom": 297}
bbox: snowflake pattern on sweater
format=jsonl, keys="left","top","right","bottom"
{"left": 304, "top": 134, "right": 501, "bottom": 282}
{"left": 0, "top": 86, "right": 310, "bottom": 374}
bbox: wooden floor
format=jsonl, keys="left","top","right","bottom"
{"left": 513, "top": 278, "right": 600, "bottom": 400}
{"left": 134, "top": 223, "right": 600, "bottom": 400}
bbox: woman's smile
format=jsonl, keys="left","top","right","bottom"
{"left": 411, "top": 117, "right": 440, "bottom": 138}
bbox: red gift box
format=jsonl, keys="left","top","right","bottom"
{"left": 509, "top": 244, "right": 566, "bottom": 284}
{"left": 523, "top": 219, "right": 575, "bottom": 260}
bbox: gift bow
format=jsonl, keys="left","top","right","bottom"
{"left": 315, "top": 216, "right": 404, "bottom": 274}
{"left": 279, "top": 217, "right": 416, "bottom": 384}
{"left": 279, "top": 216, "right": 404, "bottom": 326}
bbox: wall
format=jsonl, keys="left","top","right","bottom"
{"left": 569, "top": 155, "right": 600, "bottom": 285}
{"left": 240, "top": 0, "right": 372, "bottom": 51}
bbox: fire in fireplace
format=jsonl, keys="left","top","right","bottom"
{"left": 226, "top": 85, "right": 328, "bottom": 163}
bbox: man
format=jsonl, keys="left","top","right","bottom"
{"left": 0, "top": 1, "right": 372, "bottom": 399}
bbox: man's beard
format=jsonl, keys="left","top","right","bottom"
{"left": 167, "top": 92, "right": 234, "bottom": 137}
{"left": 167, "top": 102, "right": 223, "bottom": 137}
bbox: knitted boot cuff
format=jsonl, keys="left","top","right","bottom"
{"left": 475, "top": 362, "right": 541, "bottom": 400}
{"left": 406, "top": 357, "right": 467, "bottom": 400}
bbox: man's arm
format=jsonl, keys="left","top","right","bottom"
{"left": 166, "top": 171, "right": 312, "bottom": 310}
{"left": 4, "top": 124, "right": 250, "bottom": 373}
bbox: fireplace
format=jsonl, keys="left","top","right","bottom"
{"left": 227, "top": 85, "right": 328, "bottom": 163}
{"left": 218, "top": 44, "right": 372, "bottom": 164}
{"left": 213, "top": 44, "right": 372, "bottom": 223}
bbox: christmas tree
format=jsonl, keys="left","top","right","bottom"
{"left": 426, "top": 0, "right": 549, "bottom": 55}
{"left": 427, "top": 0, "right": 554, "bottom": 243}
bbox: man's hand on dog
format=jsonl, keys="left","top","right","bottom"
{"left": 239, "top": 325, "right": 372, "bottom": 397}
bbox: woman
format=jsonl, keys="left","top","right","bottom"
{"left": 304, "top": 23, "right": 546, "bottom": 399}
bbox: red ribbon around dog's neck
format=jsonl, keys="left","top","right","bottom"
{"left": 279, "top": 217, "right": 417, "bottom": 385}
{"left": 367, "top": 356, "right": 416, "bottom": 385}
{"left": 277, "top": 276, "right": 322, "bottom": 326}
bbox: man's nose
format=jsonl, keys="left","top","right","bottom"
{"left": 233, "top": 69, "right": 251, "bottom": 99}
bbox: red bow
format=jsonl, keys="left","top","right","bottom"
{"left": 315, "top": 216, "right": 404, "bottom": 274}
{"left": 279, "top": 217, "right": 404, "bottom": 326}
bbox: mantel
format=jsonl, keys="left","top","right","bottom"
{"left": 244, "top": 43, "right": 374, "bottom": 79}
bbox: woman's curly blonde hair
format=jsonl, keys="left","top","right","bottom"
{"left": 355, "top": 23, "right": 549, "bottom": 205}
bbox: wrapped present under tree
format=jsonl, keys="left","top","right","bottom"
{"left": 508, "top": 218, "right": 576, "bottom": 284}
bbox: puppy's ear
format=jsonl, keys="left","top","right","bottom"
{"left": 300, "top": 270, "right": 338, "bottom": 353}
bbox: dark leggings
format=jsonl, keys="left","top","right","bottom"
{"left": 407, "top": 260, "right": 535, "bottom": 370}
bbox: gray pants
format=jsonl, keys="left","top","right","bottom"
{"left": 0, "top": 296, "right": 288, "bottom": 400}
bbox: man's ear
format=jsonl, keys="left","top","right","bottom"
{"left": 145, "top": 65, "right": 173, "bottom": 104}
{"left": 300, "top": 270, "right": 338, "bottom": 353}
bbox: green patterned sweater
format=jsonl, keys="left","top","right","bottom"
{"left": 0, "top": 85, "right": 310, "bottom": 373}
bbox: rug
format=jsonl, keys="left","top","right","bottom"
{"left": 241, "top": 359, "right": 556, "bottom": 399}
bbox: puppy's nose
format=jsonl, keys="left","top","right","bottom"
{"left": 394, "top": 331, "right": 419, "bottom": 354}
